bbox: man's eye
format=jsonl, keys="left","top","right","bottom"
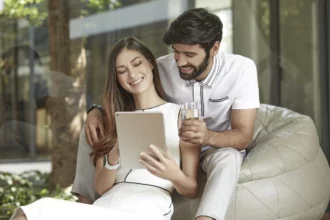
{"left": 186, "top": 54, "right": 195, "bottom": 58}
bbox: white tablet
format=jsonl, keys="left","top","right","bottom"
{"left": 115, "top": 111, "right": 167, "bottom": 169}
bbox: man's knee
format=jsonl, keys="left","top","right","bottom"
{"left": 203, "top": 148, "right": 242, "bottom": 172}
{"left": 212, "top": 148, "right": 242, "bottom": 163}
{"left": 222, "top": 147, "right": 242, "bottom": 160}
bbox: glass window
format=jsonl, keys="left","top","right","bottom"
{"left": 195, "top": 0, "right": 232, "bottom": 53}
{"left": 232, "top": 0, "right": 271, "bottom": 104}
{"left": 279, "top": 0, "right": 321, "bottom": 134}
{"left": 232, "top": 0, "right": 322, "bottom": 135}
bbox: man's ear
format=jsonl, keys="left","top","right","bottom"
{"left": 211, "top": 41, "right": 220, "bottom": 56}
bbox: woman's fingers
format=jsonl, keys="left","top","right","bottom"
{"left": 140, "top": 152, "right": 159, "bottom": 166}
{"left": 149, "top": 145, "right": 167, "bottom": 162}
{"left": 139, "top": 159, "right": 158, "bottom": 175}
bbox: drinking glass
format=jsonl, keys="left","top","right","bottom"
{"left": 180, "top": 102, "right": 199, "bottom": 120}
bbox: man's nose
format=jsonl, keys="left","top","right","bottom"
{"left": 174, "top": 53, "right": 187, "bottom": 66}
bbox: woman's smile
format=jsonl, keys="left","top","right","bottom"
{"left": 129, "top": 77, "right": 145, "bottom": 86}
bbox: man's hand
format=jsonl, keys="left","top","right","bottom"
{"left": 139, "top": 145, "right": 181, "bottom": 181}
{"left": 85, "top": 108, "right": 104, "bottom": 146}
{"left": 179, "top": 118, "right": 212, "bottom": 145}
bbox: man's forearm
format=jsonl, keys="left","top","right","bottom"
{"left": 87, "top": 95, "right": 104, "bottom": 115}
{"left": 207, "top": 129, "right": 252, "bottom": 151}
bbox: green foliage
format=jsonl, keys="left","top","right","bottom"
{"left": 0, "top": 0, "right": 122, "bottom": 25}
{"left": 0, "top": 171, "right": 76, "bottom": 220}
{"left": 85, "top": 0, "right": 121, "bottom": 12}
{"left": 0, "top": 0, "right": 47, "bottom": 26}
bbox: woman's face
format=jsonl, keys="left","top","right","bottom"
{"left": 115, "top": 49, "right": 154, "bottom": 96}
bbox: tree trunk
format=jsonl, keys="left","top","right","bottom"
{"left": 46, "top": 0, "right": 86, "bottom": 188}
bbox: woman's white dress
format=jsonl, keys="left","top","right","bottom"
{"left": 10, "top": 103, "right": 181, "bottom": 220}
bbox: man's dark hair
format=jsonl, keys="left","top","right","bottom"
{"left": 163, "top": 8, "right": 223, "bottom": 53}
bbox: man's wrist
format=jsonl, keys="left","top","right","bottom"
{"left": 205, "top": 129, "right": 215, "bottom": 146}
{"left": 87, "top": 104, "right": 104, "bottom": 116}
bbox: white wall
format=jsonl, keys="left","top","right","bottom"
{"left": 70, "top": 0, "right": 189, "bottom": 40}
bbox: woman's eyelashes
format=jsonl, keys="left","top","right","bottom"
{"left": 133, "top": 61, "right": 142, "bottom": 67}
{"left": 117, "top": 61, "right": 142, "bottom": 74}
{"left": 117, "top": 69, "right": 126, "bottom": 74}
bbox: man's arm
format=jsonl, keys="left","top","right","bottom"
{"left": 85, "top": 107, "right": 104, "bottom": 146}
{"left": 208, "top": 108, "right": 256, "bottom": 150}
{"left": 85, "top": 94, "right": 105, "bottom": 145}
{"left": 179, "top": 108, "right": 256, "bottom": 151}
{"left": 71, "top": 127, "right": 99, "bottom": 203}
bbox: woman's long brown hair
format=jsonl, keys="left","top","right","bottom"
{"left": 90, "top": 37, "right": 165, "bottom": 165}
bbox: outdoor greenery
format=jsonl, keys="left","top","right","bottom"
{"left": 0, "top": 170, "right": 76, "bottom": 220}
{"left": 0, "top": 0, "right": 122, "bottom": 26}
{"left": 0, "top": 0, "right": 47, "bottom": 25}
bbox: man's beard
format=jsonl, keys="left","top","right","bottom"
{"left": 179, "top": 53, "right": 210, "bottom": 81}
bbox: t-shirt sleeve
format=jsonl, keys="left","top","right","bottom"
{"left": 232, "top": 58, "right": 260, "bottom": 109}
{"left": 71, "top": 126, "right": 99, "bottom": 201}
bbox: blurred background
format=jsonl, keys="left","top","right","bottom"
{"left": 0, "top": 0, "right": 329, "bottom": 216}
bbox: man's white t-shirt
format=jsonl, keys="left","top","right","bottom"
{"left": 156, "top": 52, "right": 260, "bottom": 152}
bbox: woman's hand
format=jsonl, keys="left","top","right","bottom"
{"left": 139, "top": 145, "right": 181, "bottom": 181}
{"left": 85, "top": 108, "right": 105, "bottom": 146}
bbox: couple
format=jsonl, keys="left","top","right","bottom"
{"left": 11, "top": 8, "right": 260, "bottom": 220}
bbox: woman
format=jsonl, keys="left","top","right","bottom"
{"left": 10, "top": 37, "right": 201, "bottom": 220}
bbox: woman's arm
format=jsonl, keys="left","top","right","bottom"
{"left": 139, "top": 108, "right": 201, "bottom": 198}
{"left": 139, "top": 143, "right": 200, "bottom": 198}
{"left": 94, "top": 145, "right": 120, "bottom": 195}
{"left": 173, "top": 108, "right": 201, "bottom": 197}
{"left": 172, "top": 140, "right": 200, "bottom": 198}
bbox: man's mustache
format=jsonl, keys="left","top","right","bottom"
{"left": 178, "top": 65, "right": 195, "bottom": 69}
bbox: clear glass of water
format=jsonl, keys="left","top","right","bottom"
{"left": 180, "top": 102, "right": 199, "bottom": 120}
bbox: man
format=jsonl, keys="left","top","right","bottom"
{"left": 0, "top": 46, "right": 47, "bottom": 155}
{"left": 72, "top": 8, "right": 260, "bottom": 220}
